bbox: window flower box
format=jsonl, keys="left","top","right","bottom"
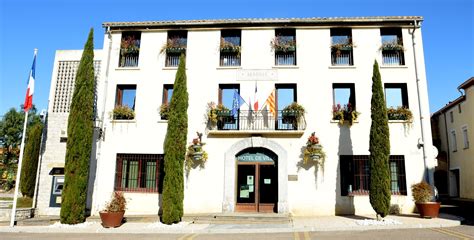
{"left": 332, "top": 103, "right": 359, "bottom": 126}
{"left": 112, "top": 106, "right": 135, "bottom": 120}
{"left": 387, "top": 107, "right": 413, "bottom": 121}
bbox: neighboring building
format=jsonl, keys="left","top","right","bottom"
{"left": 35, "top": 50, "right": 102, "bottom": 215}
{"left": 432, "top": 77, "right": 473, "bottom": 199}
{"left": 36, "top": 16, "right": 436, "bottom": 217}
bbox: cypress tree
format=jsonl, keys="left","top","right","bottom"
{"left": 60, "top": 28, "right": 95, "bottom": 224}
{"left": 162, "top": 55, "right": 188, "bottom": 224}
{"left": 20, "top": 122, "right": 44, "bottom": 197}
{"left": 369, "top": 60, "right": 391, "bottom": 219}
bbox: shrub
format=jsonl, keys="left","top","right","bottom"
{"left": 20, "top": 122, "right": 44, "bottom": 197}
{"left": 411, "top": 181, "right": 433, "bottom": 203}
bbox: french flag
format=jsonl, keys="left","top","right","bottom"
{"left": 24, "top": 50, "right": 37, "bottom": 112}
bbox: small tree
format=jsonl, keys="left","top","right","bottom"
{"left": 60, "top": 28, "right": 95, "bottom": 224}
{"left": 162, "top": 55, "right": 188, "bottom": 224}
{"left": 369, "top": 60, "right": 391, "bottom": 220}
{"left": 20, "top": 122, "right": 44, "bottom": 197}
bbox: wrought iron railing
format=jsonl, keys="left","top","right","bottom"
{"left": 215, "top": 110, "right": 306, "bottom": 131}
{"left": 119, "top": 52, "right": 139, "bottom": 67}
{"left": 220, "top": 52, "right": 241, "bottom": 66}
{"left": 166, "top": 53, "right": 181, "bottom": 67}
{"left": 275, "top": 52, "right": 296, "bottom": 65}
{"left": 382, "top": 50, "right": 405, "bottom": 65}
{"left": 331, "top": 51, "right": 353, "bottom": 66}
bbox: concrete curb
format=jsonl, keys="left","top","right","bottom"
{"left": 0, "top": 213, "right": 462, "bottom": 234}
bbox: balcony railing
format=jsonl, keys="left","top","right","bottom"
{"left": 331, "top": 51, "right": 353, "bottom": 66}
{"left": 275, "top": 52, "right": 296, "bottom": 66}
{"left": 119, "top": 53, "right": 139, "bottom": 67}
{"left": 214, "top": 110, "right": 306, "bottom": 132}
{"left": 220, "top": 53, "right": 241, "bottom": 66}
{"left": 382, "top": 50, "right": 405, "bottom": 65}
{"left": 166, "top": 53, "right": 182, "bottom": 67}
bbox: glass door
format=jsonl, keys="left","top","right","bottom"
{"left": 236, "top": 164, "right": 257, "bottom": 212}
{"left": 259, "top": 164, "right": 278, "bottom": 212}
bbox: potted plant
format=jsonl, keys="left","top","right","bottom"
{"left": 99, "top": 191, "right": 126, "bottom": 228}
{"left": 270, "top": 35, "right": 296, "bottom": 53}
{"left": 332, "top": 103, "right": 359, "bottom": 125}
{"left": 159, "top": 103, "right": 170, "bottom": 120}
{"left": 160, "top": 37, "right": 187, "bottom": 54}
{"left": 207, "top": 102, "right": 232, "bottom": 128}
{"left": 112, "top": 105, "right": 135, "bottom": 120}
{"left": 303, "top": 132, "right": 326, "bottom": 165}
{"left": 331, "top": 37, "right": 354, "bottom": 55}
{"left": 387, "top": 106, "right": 413, "bottom": 121}
{"left": 411, "top": 181, "right": 440, "bottom": 218}
{"left": 120, "top": 35, "right": 140, "bottom": 54}
{"left": 380, "top": 39, "right": 405, "bottom": 51}
{"left": 220, "top": 37, "right": 241, "bottom": 55}
{"left": 282, "top": 102, "right": 305, "bottom": 125}
{"left": 185, "top": 133, "right": 208, "bottom": 171}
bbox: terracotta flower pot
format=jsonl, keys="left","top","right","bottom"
{"left": 99, "top": 211, "right": 125, "bottom": 228}
{"left": 416, "top": 202, "right": 441, "bottom": 218}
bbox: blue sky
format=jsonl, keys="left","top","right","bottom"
{"left": 0, "top": 0, "right": 473, "bottom": 115}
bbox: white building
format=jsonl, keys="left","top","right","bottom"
{"left": 36, "top": 16, "right": 436, "bottom": 217}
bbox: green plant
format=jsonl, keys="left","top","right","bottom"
{"left": 270, "top": 35, "right": 296, "bottom": 53}
{"left": 332, "top": 103, "right": 360, "bottom": 125}
{"left": 387, "top": 107, "right": 413, "bottom": 121}
{"left": 369, "top": 60, "right": 391, "bottom": 220}
{"left": 411, "top": 181, "right": 433, "bottom": 203}
{"left": 185, "top": 134, "right": 208, "bottom": 176}
{"left": 20, "top": 122, "right": 44, "bottom": 197}
{"left": 160, "top": 37, "right": 187, "bottom": 54}
{"left": 282, "top": 102, "right": 305, "bottom": 118}
{"left": 112, "top": 106, "right": 135, "bottom": 120}
{"left": 162, "top": 54, "right": 188, "bottom": 224}
{"left": 60, "top": 28, "right": 95, "bottom": 224}
{"left": 104, "top": 192, "right": 127, "bottom": 213}
{"left": 207, "top": 102, "right": 230, "bottom": 127}
{"left": 160, "top": 103, "right": 170, "bottom": 120}
{"left": 302, "top": 132, "right": 326, "bottom": 166}
{"left": 331, "top": 37, "right": 354, "bottom": 55}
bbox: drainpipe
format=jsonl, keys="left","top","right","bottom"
{"left": 410, "top": 20, "right": 433, "bottom": 185}
{"left": 91, "top": 26, "right": 113, "bottom": 214}
{"left": 442, "top": 111, "right": 450, "bottom": 195}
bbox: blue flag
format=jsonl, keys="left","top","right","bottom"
{"left": 231, "top": 90, "right": 246, "bottom": 115}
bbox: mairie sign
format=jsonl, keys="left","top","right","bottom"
{"left": 237, "top": 69, "right": 278, "bottom": 81}
{"left": 237, "top": 152, "right": 275, "bottom": 163}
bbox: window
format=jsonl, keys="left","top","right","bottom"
{"left": 384, "top": 83, "right": 408, "bottom": 108}
{"left": 115, "top": 154, "right": 163, "bottom": 193}
{"left": 218, "top": 84, "right": 240, "bottom": 130}
{"left": 462, "top": 126, "right": 469, "bottom": 149}
{"left": 276, "top": 84, "right": 298, "bottom": 130}
{"left": 333, "top": 83, "right": 356, "bottom": 108}
{"left": 458, "top": 104, "right": 462, "bottom": 113}
{"left": 330, "top": 28, "right": 353, "bottom": 66}
{"left": 160, "top": 84, "right": 173, "bottom": 120}
{"left": 340, "top": 155, "right": 407, "bottom": 196}
{"left": 165, "top": 31, "right": 187, "bottom": 67}
{"left": 220, "top": 30, "right": 241, "bottom": 66}
{"left": 450, "top": 111, "right": 454, "bottom": 123}
{"left": 119, "top": 32, "right": 141, "bottom": 67}
{"left": 115, "top": 85, "right": 136, "bottom": 110}
{"left": 380, "top": 28, "right": 405, "bottom": 65}
{"left": 451, "top": 130, "right": 458, "bottom": 152}
{"left": 274, "top": 29, "right": 296, "bottom": 66}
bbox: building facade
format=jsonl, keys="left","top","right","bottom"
{"left": 432, "top": 77, "right": 473, "bottom": 199}
{"left": 37, "top": 16, "right": 436, "bottom": 217}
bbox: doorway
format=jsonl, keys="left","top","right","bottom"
{"left": 235, "top": 148, "right": 278, "bottom": 213}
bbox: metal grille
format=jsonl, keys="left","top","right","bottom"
{"left": 331, "top": 50, "right": 353, "bottom": 66}
{"left": 119, "top": 52, "right": 139, "bottom": 67}
{"left": 275, "top": 52, "right": 296, "bottom": 65}
{"left": 220, "top": 52, "right": 240, "bottom": 66}
{"left": 215, "top": 110, "right": 306, "bottom": 131}
{"left": 382, "top": 50, "right": 405, "bottom": 65}
{"left": 52, "top": 61, "right": 101, "bottom": 113}
{"left": 166, "top": 53, "right": 182, "bottom": 67}
{"left": 115, "top": 154, "right": 163, "bottom": 193}
{"left": 340, "top": 155, "right": 407, "bottom": 196}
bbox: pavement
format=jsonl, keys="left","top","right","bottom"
{"left": 0, "top": 213, "right": 463, "bottom": 234}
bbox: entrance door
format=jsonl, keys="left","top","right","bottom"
{"left": 235, "top": 148, "right": 278, "bottom": 213}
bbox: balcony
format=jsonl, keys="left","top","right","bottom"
{"left": 210, "top": 110, "right": 306, "bottom": 135}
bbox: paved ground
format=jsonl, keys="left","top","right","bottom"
{"left": 1, "top": 226, "right": 473, "bottom": 239}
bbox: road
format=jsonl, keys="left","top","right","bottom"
{"left": 1, "top": 226, "right": 473, "bottom": 240}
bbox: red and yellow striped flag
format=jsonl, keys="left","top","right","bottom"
{"left": 264, "top": 89, "right": 276, "bottom": 117}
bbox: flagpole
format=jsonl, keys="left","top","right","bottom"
{"left": 10, "top": 110, "right": 29, "bottom": 227}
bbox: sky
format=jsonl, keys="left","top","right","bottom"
{"left": 0, "top": 0, "right": 473, "bottom": 115}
